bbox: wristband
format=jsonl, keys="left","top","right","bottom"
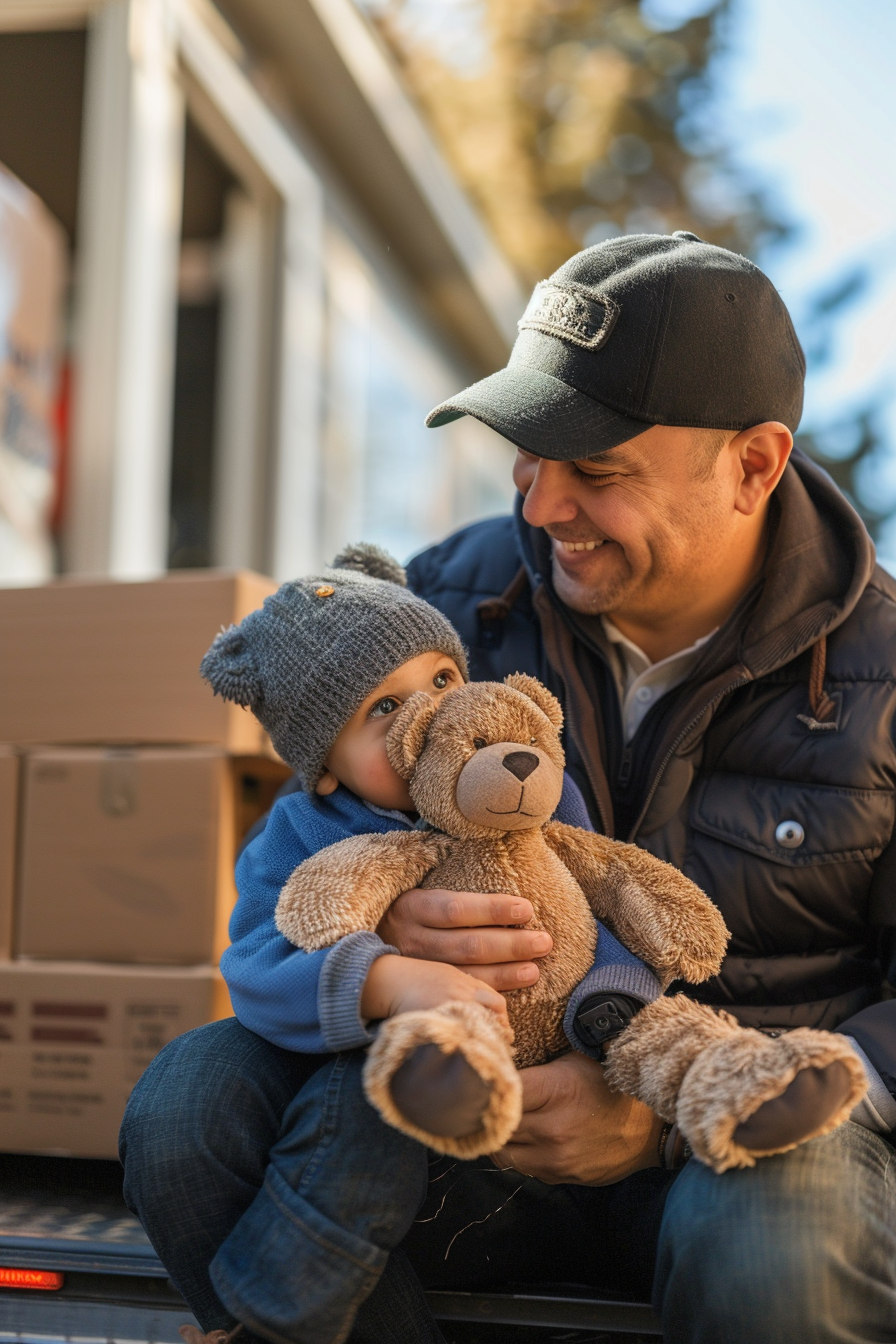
{"left": 573, "top": 992, "right": 643, "bottom": 1060}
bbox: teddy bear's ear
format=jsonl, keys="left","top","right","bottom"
{"left": 503, "top": 672, "right": 564, "bottom": 732}
{"left": 386, "top": 692, "right": 439, "bottom": 780}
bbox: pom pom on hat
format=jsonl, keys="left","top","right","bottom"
{"left": 331, "top": 542, "right": 407, "bottom": 587}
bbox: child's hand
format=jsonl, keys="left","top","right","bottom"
{"left": 361, "top": 954, "right": 508, "bottom": 1025}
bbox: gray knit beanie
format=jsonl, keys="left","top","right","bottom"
{"left": 200, "top": 543, "right": 469, "bottom": 790}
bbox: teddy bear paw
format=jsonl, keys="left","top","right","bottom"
{"left": 676, "top": 1027, "right": 867, "bottom": 1173}
{"left": 390, "top": 1043, "right": 492, "bottom": 1138}
{"left": 362, "top": 1001, "right": 522, "bottom": 1158}
{"left": 731, "top": 1060, "right": 856, "bottom": 1153}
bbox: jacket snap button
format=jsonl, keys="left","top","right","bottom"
{"left": 775, "top": 820, "right": 805, "bottom": 849}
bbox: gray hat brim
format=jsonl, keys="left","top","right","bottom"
{"left": 426, "top": 366, "right": 652, "bottom": 460}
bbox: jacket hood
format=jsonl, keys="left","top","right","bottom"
{"left": 738, "top": 449, "right": 875, "bottom": 676}
{"left": 514, "top": 447, "right": 876, "bottom": 681}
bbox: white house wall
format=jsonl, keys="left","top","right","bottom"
{"left": 0, "top": 0, "right": 521, "bottom": 583}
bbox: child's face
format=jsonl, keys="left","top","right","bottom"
{"left": 316, "top": 651, "right": 464, "bottom": 809}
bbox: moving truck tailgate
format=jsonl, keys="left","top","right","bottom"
{"left": 0, "top": 1154, "right": 197, "bottom": 1343}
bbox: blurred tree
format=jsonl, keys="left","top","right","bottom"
{"left": 361, "top": 0, "right": 786, "bottom": 282}
{"left": 792, "top": 265, "right": 893, "bottom": 543}
{"left": 361, "top": 0, "right": 891, "bottom": 547}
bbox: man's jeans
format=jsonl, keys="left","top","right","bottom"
{"left": 120, "top": 1018, "right": 896, "bottom": 1344}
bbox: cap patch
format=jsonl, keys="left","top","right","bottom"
{"left": 518, "top": 281, "right": 619, "bottom": 351}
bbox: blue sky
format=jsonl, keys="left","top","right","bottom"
{"left": 650, "top": 0, "right": 896, "bottom": 561}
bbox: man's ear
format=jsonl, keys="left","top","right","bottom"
{"left": 731, "top": 421, "right": 792, "bottom": 516}
{"left": 504, "top": 672, "right": 564, "bottom": 732}
{"left": 386, "top": 692, "right": 439, "bottom": 781}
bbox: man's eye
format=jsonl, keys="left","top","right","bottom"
{"left": 571, "top": 465, "right": 621, "bottom": 487}
{"left": 369, "top": 697, "right": 401, "bottom": 718}
{"left": 473, "top": 737, "right": 487, "bottom": 750}
{"left": 433, "top": 671, "right": 450, "bottom": 689}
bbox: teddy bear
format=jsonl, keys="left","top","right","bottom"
{"left": 275, "top": 673, "right": 867, "bottom": 1173}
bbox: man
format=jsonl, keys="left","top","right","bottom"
{"left": 122, "top": 233, "right": 896, "bottom": 1341}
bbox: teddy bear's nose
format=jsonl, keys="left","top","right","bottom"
{"left": 502, "top": 750, "right": 539, "bottom": 781}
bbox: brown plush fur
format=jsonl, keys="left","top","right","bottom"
{"left": 364, "top": 1001, "right": 522, "bottom": 1157}
{"left": 274, "top": 675, "right": 867, "bottom": 1165}
{"left": 542, "top": 826, "right": 726, "bottom": 989}
{"left": 606, "top": 996, "right": 868, "bottom": 1172}
{"left": 277, "top": 830, "right": 450, "bottom": 950}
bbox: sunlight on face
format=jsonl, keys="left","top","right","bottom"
{"left": 316, "top": 651, "right": 464, "bottom": 809}
{"left": 511, "top": 425, "right": 736, "bottom": 622}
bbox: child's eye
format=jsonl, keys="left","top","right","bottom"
{"left": 473, "top": 737, "right": 487, "bottom": 750}
{"left": 433, "top": 671, "right": 450, "bottom": 689}
{"left": 369, "top": 697, "right": 401, "bottom": 718}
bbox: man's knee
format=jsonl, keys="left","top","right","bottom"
{"left": 655, "top": 1125, "right": 896, "bottom": 1343}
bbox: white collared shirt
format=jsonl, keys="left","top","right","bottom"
{"left": 601, "top": 617, "right": 718, "bottom": 743}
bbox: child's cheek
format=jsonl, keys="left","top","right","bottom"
{"left": 355, "top": 739, "right": 413, "bottom": 807}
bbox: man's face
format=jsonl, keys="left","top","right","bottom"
{"left": 512, "top": 424, "right": 736, "bottom": 621}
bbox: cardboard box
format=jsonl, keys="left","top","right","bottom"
{"left": 0, "top": 961, "right": 230, "bottom": 1157}
{"left": 16, "top": 748, "right": 290, "bottom": 965}
{"left": 0, "top": 570, "right": 278, "bottom": 751}
{"left": 0, "top": 749, "right": 18, "bottom": 959}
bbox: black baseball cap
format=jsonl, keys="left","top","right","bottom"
{"left": 426, "top": 232, "right": 805, "bottom": 460}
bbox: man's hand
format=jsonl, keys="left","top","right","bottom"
{"left": 491, "top": 1052, "right": 663, "bottom": 1185}
{"left": 377, "top": 889, "right": 552, "bottom": 992}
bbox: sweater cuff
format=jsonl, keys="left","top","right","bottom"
{"left": 318, "top": 932, "right": 398, "bottom": 1053}
{"left": 843, "top": 1036, "right": 896, "bottom": 1133}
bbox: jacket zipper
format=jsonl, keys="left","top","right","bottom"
{"left": 628, "top": 669, "right": 752, "bottom": 841}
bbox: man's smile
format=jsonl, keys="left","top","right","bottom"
{"left": 549, "top": 535, "right": 617, "bottom": 566}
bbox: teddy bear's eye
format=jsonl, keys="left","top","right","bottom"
{"left": 529, "top": 737, "right": 537, "bottom": 746}
{"left": 472, "top": 737, "right": 487, "bottom": 750}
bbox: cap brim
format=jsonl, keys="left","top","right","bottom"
{"left": 426, "top": 366, "right": 651, "bottom": 460}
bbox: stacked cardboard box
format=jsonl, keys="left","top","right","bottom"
{"left": 0, "top": 571, "right": 291, "bottom": 1156}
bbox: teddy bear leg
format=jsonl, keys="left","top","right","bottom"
{"left": 678, "top": 1026, "right": 867, "bottom": 1172}
{"left": 363, "top": 1001, "right": 522, "bottom": 1159}
{"left": 604, "top": 996, "right": 868, "bottom": 1174}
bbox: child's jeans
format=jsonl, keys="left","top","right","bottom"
{"left": 121, "top": 1024, "right": 429, "bottom": 1343}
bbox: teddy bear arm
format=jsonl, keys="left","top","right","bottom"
{"left": 542, "top": 823, "right": 728, "bottom": 987}
{"left": 275, "top": 831, "right": 449, "bottom": 951}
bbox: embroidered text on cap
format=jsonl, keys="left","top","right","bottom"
{"left": 518, "top": 281, "right": 620, "bottom": 351}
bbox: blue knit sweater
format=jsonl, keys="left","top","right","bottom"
{"left": 222, "top": 774, "right": 659, "bottom": 1055}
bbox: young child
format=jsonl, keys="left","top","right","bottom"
{"left": 186, "top": 544, "right": 663, "bottom": 1344}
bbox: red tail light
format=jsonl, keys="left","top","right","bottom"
{"left": 0, "top": 1267, "right": 64, "bottom": 1290}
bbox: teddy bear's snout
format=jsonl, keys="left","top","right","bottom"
{"left": 502, "top": 751, "right": 539, "bottom": 782}
{"left": 452, "top": 740, "right": 563, "bottom": 831}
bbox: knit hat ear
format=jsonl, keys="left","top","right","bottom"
{"left": 386, "top": 692, "right": 439, "bottom": 781}
{"left": 331, "top": 542, "right": 407, "bottom": 586}
{"left": 200, "top": 624, "right": 264, "bottom": 711}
